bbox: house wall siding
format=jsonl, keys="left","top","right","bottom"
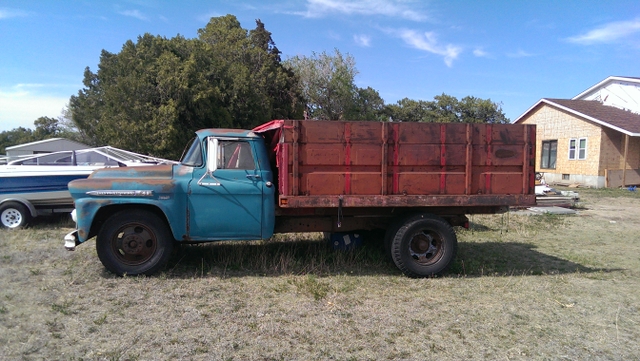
{"left": 600, "top": 129, "right": 623, "bottom": 172}
{"left": 600, "top": 129, "right": 640, "bottom": 171}
{"left": 624, "top": 136, "right": 640, "bottom": 169}
{"left": 520, "top": 105, "right": 602, "bottom": 176}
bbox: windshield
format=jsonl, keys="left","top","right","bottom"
{"left": 180, "top": 137, "right": 203, "bottom": 167}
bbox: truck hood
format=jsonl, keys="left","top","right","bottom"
{"left": 89, "top": 164, "right": 174, "bottom": 179}
{"left": 68, "top": 164, "right": 177, "bottom": 202}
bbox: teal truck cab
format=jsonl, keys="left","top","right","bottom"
{"left": 64, "top": 120, "right": 537, "bottom": 277}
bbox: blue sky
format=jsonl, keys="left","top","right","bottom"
{"left": 1, "top": 0, "right": 639, "bottom": 131}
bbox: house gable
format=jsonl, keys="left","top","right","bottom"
{"left": 572, "top": 76, "right": 640, "bottom": 114}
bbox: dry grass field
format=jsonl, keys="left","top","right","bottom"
{"left": 1, "top": 187, "right": 639, "bottom": 360}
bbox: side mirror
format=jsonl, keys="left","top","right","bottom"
{"left": 207, "top": 138, "right": 218, "bottom": 173}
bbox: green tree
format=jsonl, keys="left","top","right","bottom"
{"left": 456, "top": 96, "right": 509, "bottom": 124}
{"left": 69, "top": 15, "right": 302, "bottom": 159}
{"left": 0, "top": 115, "right": 84, "bottom": 156}
{"left": 429, "top": 94, "right": 460, "bottom": 123}
{"left": 70, "top": 35, "right": 220, "bottom": 159}
{"left": 197, "top": 15, "right": 303, "bottom": 129}
{"left": 286, "top": 49, "right": 361, "bottom": 120}
{"left": 0, "top": 127, "right": 34, "bottom": 155}
{"left": 386, "top": 94, "right": 509, "bottom": 123}
{"left": 347, "top": 87, "right": 387, "bottom": 121}
{"left": 384, "top": 98, "right": 432, "bottom": 123}
{"left": 33, "top": 116, "right": 60, "bottom": 139}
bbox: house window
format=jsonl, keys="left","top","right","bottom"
{"left": 578, "top": 138, "right": 587, "bottom": 159}
{"left": 568, "top": 139, "right": 576, "bottom": 160}
{"left": 569, "top": 138, "right": 587, "bottom": 160}
{"left": 541, "top": 140, "right": 557, "bottom": 169}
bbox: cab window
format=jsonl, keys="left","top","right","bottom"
{"left": 180, "top": 137, "right": 203, "bottom": 167}
{"left": 217, "top": 141, "right": 255, "bottom": 170}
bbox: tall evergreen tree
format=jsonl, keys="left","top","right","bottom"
{"left": 69, "top": 16, "right": 302, "bottom": 159}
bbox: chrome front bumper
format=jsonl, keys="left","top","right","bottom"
{"left": 64, "top": 209, "right": 79, "bottom": 251}
{"left": 64, "top": 230, "right": 79, "bottom": 251}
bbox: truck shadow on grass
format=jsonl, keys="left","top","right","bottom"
{"left": 161, "top": 238, "right": 615, "bottom": 279}
{"left": 165, "top": 238, "right": 398, "bottom": 278}
{"left": 450, "top": 241, "right": 619, "bottom": 277}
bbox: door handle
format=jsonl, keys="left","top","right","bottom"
{"left": 246, "top": 174, "right": 261, "bottom": 180}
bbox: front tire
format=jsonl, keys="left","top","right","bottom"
{"left": 0, "top": 202, "right": 30, "bottom": 229}
{"left": 96, "top": 210, "right": 174, "bottom": 276}
{"left": 390, "top": 214, "right": 457, "bottom": 278}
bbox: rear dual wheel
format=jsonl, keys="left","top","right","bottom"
{"left": 96, "top": 210, "right": 173, "bottom": 276}
{"left": 390, "top": 214, "right": 457, "bottom": 278}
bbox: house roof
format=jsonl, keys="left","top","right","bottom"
{"left": 514, "top": 98, "right": 640, "bottom": 137}
{"left": 5, "top": 137, "right": 89, "bottom": 151}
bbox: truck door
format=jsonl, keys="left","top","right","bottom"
{"left": 187, "top": 139, "right": 266, "bottom": 240}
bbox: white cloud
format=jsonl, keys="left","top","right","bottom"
{"left": 0, "top": 85, "right": 69, "bottom": 131}
{"left": 354, "top": 34, "right": 372, "bottom": 47}
{"left": 118, "top": 9, "right": 149, "bottom": 21}
{"left": 566, "top": 18, "right": 640, "bottom": 45}
{"left": 297, "top": 0, "right": 427, "bottom": 21}
{"left": 0, "top": 8, "right": 28, "bottom": 19}
{"left": 392, "top": 29, "right": 462, "bottom": 67}
{"left": 197, "top": 12, "right": 224, "bottom": 23}
{"left": 507, "top": 49, "right": 534, "bottom": 58}
{"left": 473, "top": 48, "right": 489, "bottom": 58}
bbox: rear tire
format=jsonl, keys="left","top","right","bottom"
{"left": 96, "top": 210, "right": 174, "bottom": 276}
{"left": 384, "top": 217, "right": 407, "bottom": 261}
{"left": 0, "top": 202, "right": 30, "bottom": 229}
{"left": 390, "top": 214, "right": 457, "bottom": 278}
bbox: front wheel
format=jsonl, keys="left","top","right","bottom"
{"left": 390, "top": 214, "right": 457, "bottom": 278}
{"left": 0, "top": 202, "right": 30, "bottom": 229}
{"left": 96, "top": 210, "right": 174, "bottom": 276}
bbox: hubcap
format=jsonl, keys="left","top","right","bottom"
{"left": 408, "top": 231, "right": 444, "bottom": 266}
{"left": 1, "top": 208, "right": 23, "bottom": 228}
{"left": 112, "top": 224, "right": 157, "bottom": 265}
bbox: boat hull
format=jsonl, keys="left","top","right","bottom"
{"left": 0, "top": 168, "right": 95, "bottom": 206}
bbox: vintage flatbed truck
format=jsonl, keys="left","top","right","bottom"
{"left": 64, "top": 120, "right": 536, "bottom": 277}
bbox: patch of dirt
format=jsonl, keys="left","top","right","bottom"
{"left": 579, "top": 197, "right": 640, "bottom": 224}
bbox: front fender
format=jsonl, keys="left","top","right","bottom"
{"left": 73, "top": 198, "right": 184, "bottom": 244}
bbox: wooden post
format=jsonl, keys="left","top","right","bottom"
{"left": 623, "top": 134, "right": 629, "bottom": 187}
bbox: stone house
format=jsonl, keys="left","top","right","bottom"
{"left": 514, "top": 76, "right": 640, "bottom": 188}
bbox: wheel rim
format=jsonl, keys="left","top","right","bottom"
{"left": 408, "top": 230, "right": 444, "bottom": 266}
{"left": 111, "top": 223, "right": 158, "bottom": 266}
{"left": 1, "top": 208, "right": 23, "bottom": 228}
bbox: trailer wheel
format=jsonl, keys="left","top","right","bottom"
{"left": 96, "top": 210, "right": 173, "bottom": 276}
{"left": 0, "top": 202, "right": 30, "bottom": 229}
{"left": 390, "top": 215, "right": 457, "bottom": 278}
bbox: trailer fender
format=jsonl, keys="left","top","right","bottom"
{"left": 0, "top": 197, "right": 38, "bottom": 218}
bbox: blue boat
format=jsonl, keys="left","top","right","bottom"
{"left": 0, "top": 147, "right": 175, "bottom": 228}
